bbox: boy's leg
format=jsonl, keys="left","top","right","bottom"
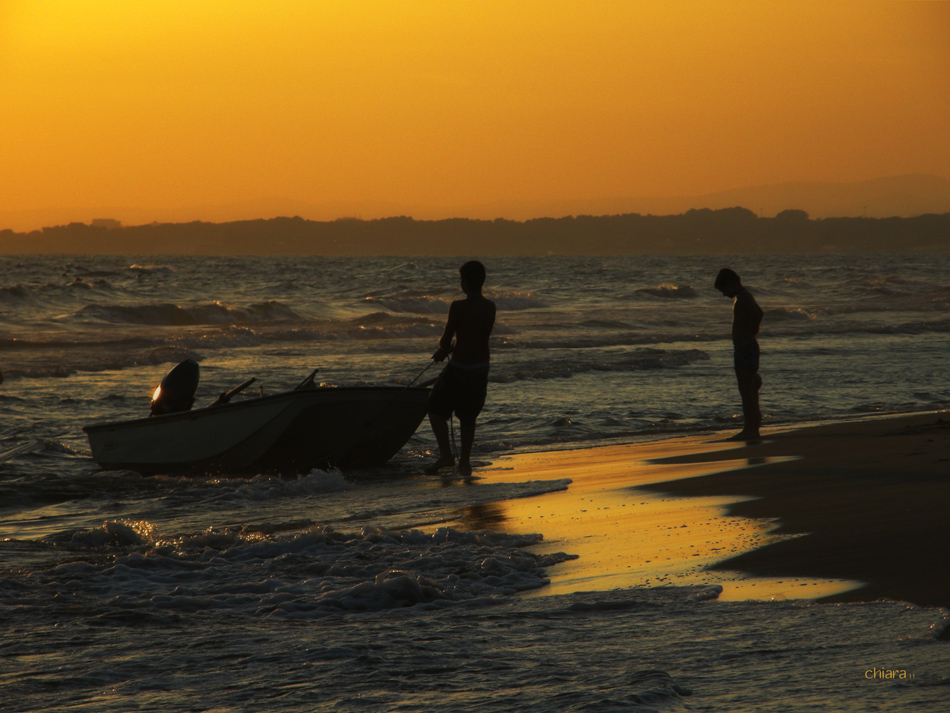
{"left": 425, "top": 411, "right": 455, "bottom": 474}
{"left": 457, "top": 419, "right": 476, "bottom": 476}
{"left": 734, "top": 369, "right": 761, "bottom": 438}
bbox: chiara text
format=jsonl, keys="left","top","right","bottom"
{"left": 865, "top": 668, "right": 915, "bottom": 680}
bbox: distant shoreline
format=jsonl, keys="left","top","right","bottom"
{"left": 3, "top": 209, "right": 949, "bottom": 255}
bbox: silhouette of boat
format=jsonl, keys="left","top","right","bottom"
{"left": 83, "top": 366, "right": 429, "bottom": 475}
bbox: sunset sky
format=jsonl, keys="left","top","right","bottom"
{"left": 1, "top": 1, "right": 948, "bottom": 230}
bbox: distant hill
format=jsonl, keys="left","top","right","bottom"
{"left": 671, "top": 174, "right": 950, "bottom": 220}
{"left": 1, "top": 175, "right": 949, "bottom": 233}
{"left": 2, "top": 208, "right": 948, "bottom": 255}
{"left": 462, "top": 174, "right": 950, "bottom": 221}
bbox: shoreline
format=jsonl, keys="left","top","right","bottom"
{"left": 450, "top": 410, "right": 950, "bottom": 618}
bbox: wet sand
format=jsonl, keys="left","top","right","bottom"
{"left": 455, "top": 412, "right": 950, "bottom": 612}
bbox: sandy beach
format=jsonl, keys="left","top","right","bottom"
{"left": 451, "top": 411, "right": 950, "bottom": 617}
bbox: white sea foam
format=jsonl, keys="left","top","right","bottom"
{"left": 21, "top": 525, "right": 574, "bottom": 620}
{"left": 197, "top": 469, "right": 354, "bottom": 503}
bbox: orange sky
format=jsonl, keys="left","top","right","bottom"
{"left": 1, "top": 1, "right": 948, "bottom": 230}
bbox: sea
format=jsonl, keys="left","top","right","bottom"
{"left": 2, "top": 253, "right": 949, "bottom": 711}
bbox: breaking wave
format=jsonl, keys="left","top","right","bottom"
{"left": 76, "top": 300, "right": 303, "bottom": 325}
{"left": 25, "top": 524, "right": 575, "bottom": 619}
{"left": 0, "top": 279, "right": 113, "bottom": 307}
{"left": 363, "top": 294, "right": 451, "bottom": 314}
{"left": 636, "top": 284, "right": 699, "bottom": 299}
{"left": 767, "top": 307, "right": 817, "bottom": 321}
{"left": 488, "top": 290, "right": 546, "bottom": 310}
{"left": 127, "top": 264, "right": 175, "bottom": 275}
{"left": 1, "top": 345, "right": 202, "bottom": 380}
{"left": 0, "top": 284, "right": 33, "bottom": 304}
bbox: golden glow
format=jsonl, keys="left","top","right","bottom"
{"left": 443, "top": 441, "right": 861, "bottom": 601}
{"left": 1, "top": 1, "right": 948, "bottom": 229}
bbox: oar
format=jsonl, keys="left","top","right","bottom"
{"left": 294, "top": 368, "right": 320, "bottom": 391}
{"left": 208, "top": 378, "right": 257, "bottom": 407}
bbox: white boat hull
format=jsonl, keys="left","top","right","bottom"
{"left": 83, "top": 386, "right": 430, "bottom": 475}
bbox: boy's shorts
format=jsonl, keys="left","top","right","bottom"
{"left": 428, "top": 361, "right": 490, "bottom": 424}
{"left": 734, "top": 340, "right": 760, "bottom": 373}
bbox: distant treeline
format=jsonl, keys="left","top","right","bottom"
{"left": 2, "top": 208, "right": 949, "bottom": 255}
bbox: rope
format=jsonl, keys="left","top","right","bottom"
{"left": 449, "top": 414, "right": 458, "bottom": 461}
{"left": 406, "top": 359, "right": 437, "bottom": 388}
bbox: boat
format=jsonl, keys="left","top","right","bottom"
{"left": 83, "top": 364, "right": 430, "bottom": 475}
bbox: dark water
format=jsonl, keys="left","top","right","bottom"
{"left": 2, "top": 254, "right": 949, "bottom": 711}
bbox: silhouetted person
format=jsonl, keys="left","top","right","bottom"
{"left": 425, "top": 261, "right": 496, "bottom": 476}
{"left": 715, "top": 268, "right": 763, "bottom": 440}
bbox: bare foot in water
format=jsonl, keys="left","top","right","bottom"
{"left": 424, "top": 457, "right": 455, "bottom": 475}
{"left": 726, "top": 430, "right": 760, "bottom": 442}
{"left": 456, "top": 461, "right": 472, "bottom": 477}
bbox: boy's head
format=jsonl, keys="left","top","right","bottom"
{"left": 715, "top": 268, "right": 741, "bottom": 297}
{"left": 459, "top": 260, "right": 486, "bottom": 292}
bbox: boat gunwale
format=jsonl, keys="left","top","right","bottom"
{"left": 82, "top": 384, "right": 431, "bottom": 433}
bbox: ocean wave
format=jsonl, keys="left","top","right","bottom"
{"left": 815, "top": 299, "right": 950, "bottom": 317}
{"left": 2, "top": 346, "right": 202, "bottom": 380}
{"left": 363, "top": 289, "right": 544, "bottom": 314}
{"left": 488, "top": 290, "right": 546, "bottom": 311}
{"left": 128, "top": 264, "right": 175, "bottom": 275}
{"left": 580, "top": 319, "right": 636, "bottom": 330}
{"left": 301, "top": 320, "right": 514, "bottom": 346}
{"left": 492, "top": 348, "right": 709, "bottom": 382}
{"left": 0, "top": 284, "right": 33, "bottom": 304}
{"left": 862, "top": 318, "right": 950, "bottom": 335}
{"left": 363, "top": 294, "right": 451, "bottom": 314}
{"left": 75, "top": 269, "right": 119, "bottom": 278}
{"left": 0, "top": 335, "right": 174, "bottom": 351}
{"left": 184, "top": 469, "right": 354, "bottom": 505}
{"left": 48, "top": 519, "right": 155, "bottom": 549}
{"left": 636, "top": 284, "right": 699, "bottom": 299}
{"left": 0, "top": 317, "right": 442, "bottom": 381}
{"left": 351, "top": 311, "right": 437, "bottom": 328}
{"left": 494, "top": 332, "right": 712, "bottom": 350}
{"left": 0, "top": 278, "right": 113, "bottom": 307}
{"left": 75, "top": 300, "right": 303, "bottom": 325}
{"left": 845, "top": 274, "right": 933, "bottom": 290}
{"left": 764, "top": 316, "right": 950, "bottom": 339}
{"left": 22, "top": 524, "right": 575, "bottom": 619}
{"left": 767, "top": 307, "right": 817, "bottom": 321}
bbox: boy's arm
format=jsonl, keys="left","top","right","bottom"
{"left": 733, "top": 293, "right": 762, "bottom": 348}
{"left": 432, "top": 302, "right": 459, "bottom": 362}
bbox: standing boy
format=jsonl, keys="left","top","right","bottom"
{"left": 425, "top": 260, "right": 496, "bottom": 476}
{"left": 715, "top": 268, "right": 763, "bottom": 440}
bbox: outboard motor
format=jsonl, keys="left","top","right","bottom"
{"left": 150, "top": 359, "right": 200, "bottom": 416}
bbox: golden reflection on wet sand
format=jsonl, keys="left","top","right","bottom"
{"left": 443, "top": 437, "right": 861, "bottom": 602}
